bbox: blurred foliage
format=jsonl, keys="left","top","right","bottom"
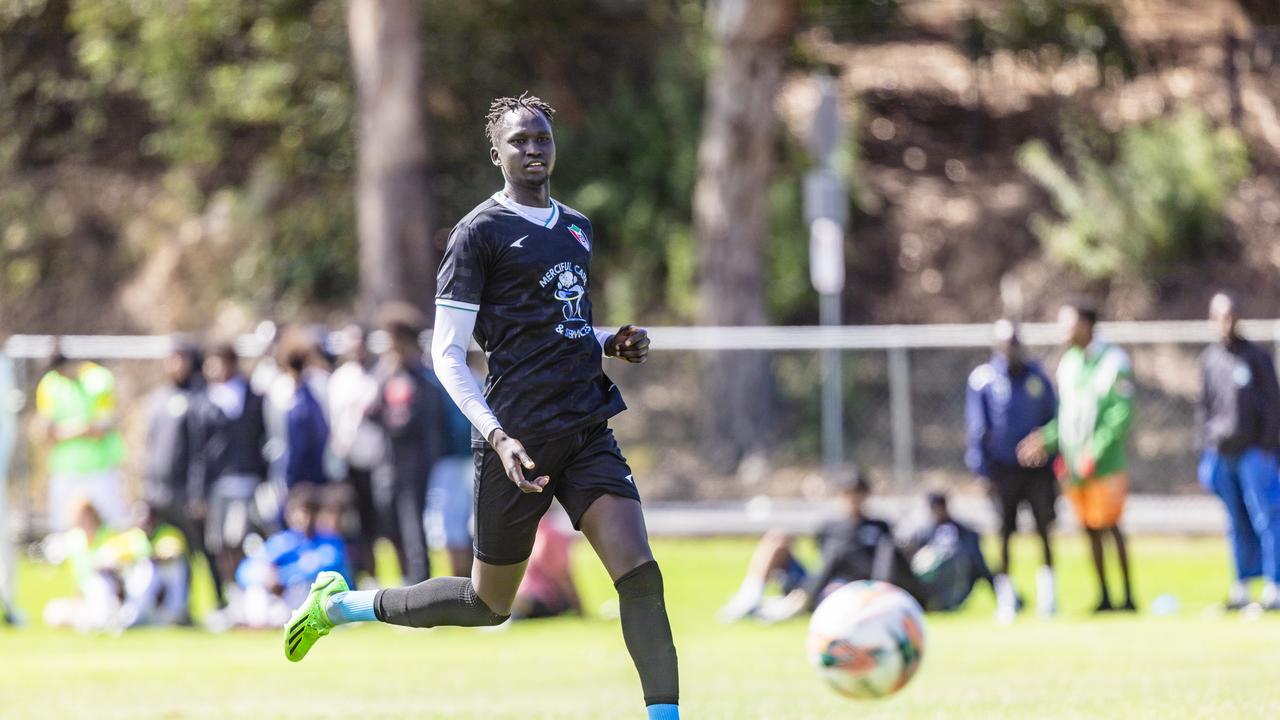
{"left": 1018, "top": 111, "right": 1248, "bottom": 278}
{"left": 801, "top": 0, "right": 899, "bottom": 42}
{"left": 968, "top": 0, "right": 1136, "bottom": 80}
{"left": 0, "top": 0, "right": 885, "bottom": 329}
{"left": 419, "top": 0, "right": 710, "bottom": 324}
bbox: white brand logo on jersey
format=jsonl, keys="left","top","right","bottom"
{"left": 511, "top": 235, "right": 528, "bottom": 248}
{"left": 625, "top": 474, "right": 634, "bottom": 485}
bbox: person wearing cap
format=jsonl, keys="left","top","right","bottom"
{"left": 1019, "top": 301, "right": 1137, "bottom": 613}
{"left": 717, "top": 471, "right": 925, "bottom": 623}
{"left": 34, "top": 342, "right": 127, "bottom": 531}
{"left": 1197, "top": 292, "right": 1280, "bottom": 611}
{"left": 906, "top": 491, "right": 996, "bottom": 612}
{"left": 965, "top": 319, "right": 1059, "bottom": 620}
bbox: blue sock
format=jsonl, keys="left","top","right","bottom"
{"left": 325, "top": 590, "right": 378, "bottom": 625}
{"left": 647, "top": 704, "right": 679, "bottom": 720}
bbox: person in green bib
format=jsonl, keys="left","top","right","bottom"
{"left": 35, "top": 348, "right": 127, "bottom": 531}
{"left": 1019, "top": 302, "right": 1137, "bottom": 613}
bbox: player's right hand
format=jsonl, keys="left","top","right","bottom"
{"left": 1016, "top": 431, "right": 1048, "bottom": 467}
{"left": 489, "top": 428, "right": 550, "bottom": 493}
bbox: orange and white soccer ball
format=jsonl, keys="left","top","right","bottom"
{"left": 806, "top": 580, "right": 926, "bottom": 699}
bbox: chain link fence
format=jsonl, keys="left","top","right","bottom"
{"left": 4, "top": 321, "right": 1278, "bottom": 521}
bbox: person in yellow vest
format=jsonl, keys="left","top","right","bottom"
{"left": 35, "top": 347, "right": 127, "bottom": 530}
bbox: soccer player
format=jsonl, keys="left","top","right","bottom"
{"left": 965, "top": 319, "right": 1059, "bottom": 620}
{"left": 1019, "top": 302, "right": 1137, "bottom": 612}
{"left": 1197, "top": 292, "right": 1280, "bottom": 610}
{"left": 284, "top": 94, "right": 680, "bottom": 720}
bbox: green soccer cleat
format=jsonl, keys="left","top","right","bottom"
{"left": 284, "top": 571, "right": 348, "bottom": 662}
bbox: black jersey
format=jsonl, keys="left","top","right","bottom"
{"left": 436, "top": 192, "right": 627, "bottom": 447}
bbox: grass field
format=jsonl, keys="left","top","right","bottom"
{"left": 2, "top": 533, "right": 1280, "bottom": 719}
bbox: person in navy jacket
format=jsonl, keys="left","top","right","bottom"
{"left": 965, "top": 319, "right": 1058, "bottom": 621}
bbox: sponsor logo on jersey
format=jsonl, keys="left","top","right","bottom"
{"left": 540, "top": 261, "right": 592, "bottom": 340}
{"left": 568, "top": 223, "right": 590, "bottom": 251}
{"left": 511, "top": 234, "right": 528, "bottom": 248}
{"left": 1026, "top": 375, "right": 1044, "bottom": 398}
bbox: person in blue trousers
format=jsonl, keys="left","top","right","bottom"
{"left": 1198, "top": 292, "right": 1280, "bottom": 611}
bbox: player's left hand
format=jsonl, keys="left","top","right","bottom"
{"left": 607, "top": 324, "right": 649, "bottom": 363}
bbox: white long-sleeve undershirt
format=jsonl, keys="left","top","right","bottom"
{"left": 431, "top": 304, "right": 614, "bottom": 445}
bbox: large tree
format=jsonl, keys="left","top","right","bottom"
{"left": 349, "top": 0, "right": 435, "bottom": 317}
{"left": 692, "top": 0, "right": 798, "bottom": 468}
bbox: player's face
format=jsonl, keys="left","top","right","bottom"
{"left": 839, "top": 489, "right": 866, "bottom": 518}
{"left": 164, "top": 351, "right": 192, "bottom": 384}
{"left": 491, "top": 109, "right": 555, "bottom": 189}
{"left": 1209, "top": 296, "right": 1236, "bottom": 344}
{"left": 1058, "top": 306, "right": 1091, "bottom": 348}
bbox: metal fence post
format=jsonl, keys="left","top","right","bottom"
{"left": 820, "top": 296, "right": 844, "bottom": 478}
{"left": 888, "top": 345, "right": 914, "bottom": 490}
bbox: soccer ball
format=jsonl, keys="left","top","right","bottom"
{"left": 805, "top": 580, "right": 926, "bottom": 699}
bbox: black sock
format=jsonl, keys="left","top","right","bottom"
{"left": 614, "top": 560, "right": 679, "bottom": 707}
{"left": 374, "top": 577, "right": 508, "bottom": 628}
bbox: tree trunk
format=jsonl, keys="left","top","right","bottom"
{"left": 348, "top": 0, "right": 434, "bottom": 319}
{"left": 693, "top": 0, "right": 797, "bottom": 469}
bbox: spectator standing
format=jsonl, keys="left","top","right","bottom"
{"left": 425, "top": 364, "right": 476, "bottom": 577}
{"left": 327, "top": 325, "right": 386, "bottom": 585}
{"left": 965, "top": 319, "right": 1059, "bottom": 621}
{"left": 369, "top": 303, "right": 443, "bottom": 585}
{"left": 188, "top": 343, "right": 269, "bottom": 608}
{"left": 0, "top": 341, "right": 20, "bottom": 624}
{"left": 282, "top": 340, "right": 330, "bottom": 489}
{"left": 1197, "top": 292, "right": 1280, "bottom": 610}
{"left": 143, "top": 340, "right": 202, "bottom": 538}
{"left": 35, "top": 345, "right": 127, "bottom": 530}
{"left": 1019, "top": 302, "right": 1137, "bottom": 613}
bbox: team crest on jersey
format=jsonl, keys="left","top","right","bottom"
{"left": 568, "top": 223, "right": 590, "bottom": 251}
{"left": 540, "top": 261, "right": 592, "bottom": 340}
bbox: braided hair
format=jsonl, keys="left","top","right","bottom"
{"left": 484, "top": 92, "right": 556, "bottom": 147}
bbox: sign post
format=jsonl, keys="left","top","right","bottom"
{"left": 804, "top": 75, "right": 847, "bottom": 479}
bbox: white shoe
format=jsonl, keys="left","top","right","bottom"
{"left": 1036, "top": 566, "right": 1057, "bottom": 617}
{"left": 994, "top": 574, "right": 1017, "bottom": 625}
{"left": 717, "top": 592, "right": 761, "bottom": 624}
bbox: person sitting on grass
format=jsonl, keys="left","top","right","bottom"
{"left": 43, "top": 495, "right": 120, "bottom": 631}
{"left": 905, "top": 491, "right": 997, "bottom": 612}
{"left": 718, "top": 471, "right": 926, "bottom": 624}
{"left": 113, "top": 501, "right": 191, "bottom": 628}
{"left": 211, "top": 484, "right": 349, "bottom": 630}
{"left": 511, "top": 504, "right": 583, "bottom": 621}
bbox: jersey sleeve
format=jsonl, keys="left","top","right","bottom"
{"left": 964, "top": 368, "right": 990, "bottom": 477}
{"left": 435, "top": 222, "right": 489, "bottom": 311}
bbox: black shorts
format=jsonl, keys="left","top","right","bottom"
{"left": 473, "top": 422, "right": 640, "bottom": 565}
{"left": 989, "top": 464, "right": 1057, "bottom": 535}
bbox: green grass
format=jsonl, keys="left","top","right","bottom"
{"left": 2, "top": 534, "right": 1279, "bottom": 719}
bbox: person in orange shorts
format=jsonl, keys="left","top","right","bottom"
{"left": 1019, "top": 301, "right": 1137, "bottom": 612}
